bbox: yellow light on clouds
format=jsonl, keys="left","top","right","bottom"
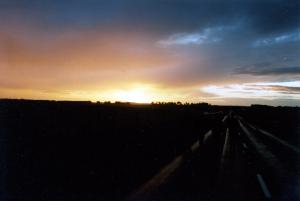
{"left": 113, "top": 87, "right": 153, "bottom": 103}
{"left": 53, "top": 84, "right": 157, "bottom": 103}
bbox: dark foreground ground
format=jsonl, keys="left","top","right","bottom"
{"left": 0, "top": 100, "right": 299, "bottom": 201}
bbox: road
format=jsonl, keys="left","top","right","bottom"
{"left": 127, "top": 112, "right": 300, "bottom": 201}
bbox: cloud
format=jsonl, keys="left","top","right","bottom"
{"left": 252, "top": 31, "right": 300, "bottom": 47}
{"left": 1, "top": 0, "right": 299, "bottom": 35}
{"left": 202, "top": 81, "right": 300, "bottom": 100}
{"left": 234, "top": 66, "right": 300, "bottom": 76}
{"left": 247, "top": 0, "right": 300, "bottom": 34}
{"left": 157, "top": 26, "right": 226, "bottom": 46}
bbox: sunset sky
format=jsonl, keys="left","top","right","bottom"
{"left": 0, "top": 0, "right": 299, "bottom": 105}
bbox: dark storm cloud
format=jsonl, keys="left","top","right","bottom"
{"left": 234, "top": 66, "right": 300, "bottom": 76}
{"left": 1, "top": 0, "right": 299, "bottom": 34}
{"left": 244, "top": 0, "right": 300, "bottom": 34}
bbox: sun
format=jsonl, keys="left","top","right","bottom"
{"left": 114, "top": 87, "right": 153, "bottom": 103}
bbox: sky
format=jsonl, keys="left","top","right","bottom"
{"left": 0, "top": 0, "right": 299, "bottom": 105}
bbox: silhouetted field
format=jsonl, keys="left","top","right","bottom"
{"left": 0, "top": 100, "right": 299, "bottom": 201}
{"left": 239, "top": 105, "right": 300, "bottom": 147}
{"left": 0, "top": 100, "right": 223, "bottom": 201}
